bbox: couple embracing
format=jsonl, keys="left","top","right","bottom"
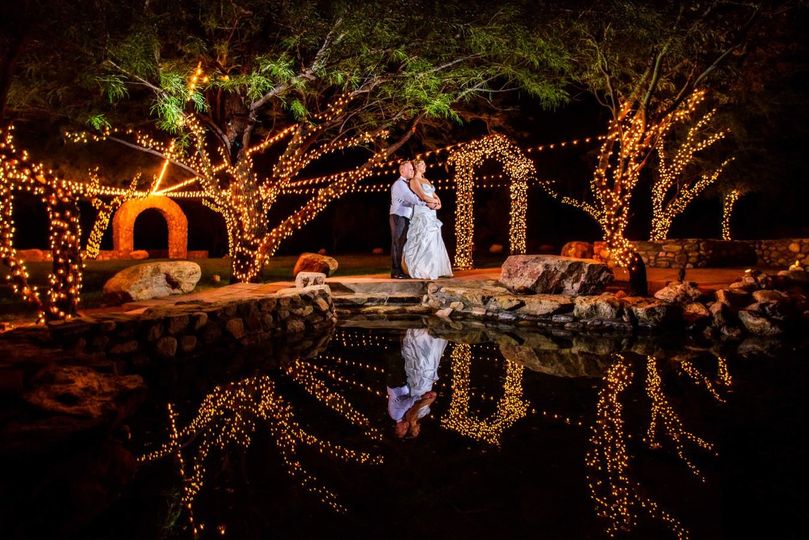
{"left": 389, "top": 159, "right": 453, "bottom": 280}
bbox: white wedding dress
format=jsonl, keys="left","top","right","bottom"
{"left": 402, "top": 183, "right": 453, "bottom": 279}
{"left": 387, "top": 328, "right": 448, "bottom": 422}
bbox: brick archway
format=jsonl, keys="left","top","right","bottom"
{"left": 112, "top": 195, "right": 188, "bottom": 259}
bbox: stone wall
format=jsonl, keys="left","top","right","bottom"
{"left": 590, "top": 239, "right": 809, "bottom": 269}
{"left": 751, "top": 239, "right": 809, "bottom": 268}
{"left": 46, "top": 285, "right": 335, "bottom": 360}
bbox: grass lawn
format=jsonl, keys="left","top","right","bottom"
{"left": 0, "top": 254, "right": 506, "bottom": 322}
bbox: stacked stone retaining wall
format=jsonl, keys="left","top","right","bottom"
{"left": 751, "top": 239, "right": 809, "bottom": 268}
{"left": 45, "top": 285, "right": 335, "bottom": 360}
{"left": 591, "top": 239, "right": 809, "bottom": 269}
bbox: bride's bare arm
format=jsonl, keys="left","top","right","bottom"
{"left": 410, "top": 177, "right": 438, "bottom": 204}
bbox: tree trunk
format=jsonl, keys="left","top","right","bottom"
{"left": 229, "top": 237, "right": 264, "bottom": 283}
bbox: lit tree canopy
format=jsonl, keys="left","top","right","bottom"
{"left": 45, "top": 0, "right": 570, "bottom": 280}
{"left": 541, "top": 0, "right": 786, "bottom": 267}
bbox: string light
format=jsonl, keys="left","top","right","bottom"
{"left": 650, "top": 107, "right": 733, "bottom": 241}
{"left": 543, "top": 90, "right": 709, "bottom": 268}
{"left": 84, "top": 170, "right": 144, "bottom": 259}
{"left": 676, "top": 355, "right": 732, "bottom": 404}
{"left": 447, "top": 134, "right": 535, "bottom": 269}
{"left": 0, "top": 126, "right": 83, "bottom": 321}
{"left": 585, "top": 355, "right": 689, "bottom": 539}
{"left": 645, "top": 355, "right": 715, "bottom": 481}
{"left": 439, "top": 343, "right": 531, "bottom": 447}
{"left": 139, "top": 369, "right": 384, "bottom": 534}
{"left": 721, "top": 189, "right": 743, "bottom": 240}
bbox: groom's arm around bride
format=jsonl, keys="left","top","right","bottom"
{"left": 389, "top": 160, "right": 430, "bottom": 279}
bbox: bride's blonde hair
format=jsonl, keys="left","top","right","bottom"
{"left": 414, "top": 159, "right": 427, "bottom": 174}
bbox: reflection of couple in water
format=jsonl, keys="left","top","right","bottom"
{"left": 386, "top": 328, "right": 448, "bottom": 439}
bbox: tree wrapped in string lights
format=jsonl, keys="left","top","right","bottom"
{"left": 66, "top": 2, "right": 567, "bottom": 282}
{"left": 650, "top": 103, "right": 734, "bottom": 241}
{"left": 0, "top": 126, "right": 83, "bottom": 321}
{"left": 553, "top": 2, "right": 764, "bottom": 269}
{"left": 542, "top": 91, "right": 711, "bottom": 267}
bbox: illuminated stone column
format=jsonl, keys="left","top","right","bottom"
{"left": 112, "top": 195, "right": 188, "bottom": 259}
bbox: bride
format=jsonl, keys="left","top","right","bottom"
{"left": 402, "top": 160, "right": 453, "bottom": 279}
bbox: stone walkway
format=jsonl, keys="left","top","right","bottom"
{"left": 326, "top": 266, "right": 751, "bottom": 293}
{"left": 80, "top": 265, "right": 752, "bottom": 318}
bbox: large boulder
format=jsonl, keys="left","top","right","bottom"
{"left": 715, "top": 288, "right": 751, "bottom": 308}
{"left": 777, "top": 269, "right": 809, "bottom": 285}
{"left": 293, "top": 252, "right": 339, "bottom": 277}
{"left": 102, "top": 261, "right": 201, "bottom": 303}
{"left": 683, "top": 302, "right": 711, "bottom": 326}
{"left": 499, "top": 254, "right": 613, "bottom": 295}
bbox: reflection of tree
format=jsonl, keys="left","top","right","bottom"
{"left": 139, "top": 364, "right": 383, "bottom": 536}
{"left": 586, "top": 353, "right": 732, "bottom": 539}
{"left": 440, "top": 344, "right": 531, "bottom": 447}
{"left": 645, "top": 355, "right": 724, "bottom": 480}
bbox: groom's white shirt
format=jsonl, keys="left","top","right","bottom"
{"left": 390, "top": 176, "right": 424, "bottom": 218}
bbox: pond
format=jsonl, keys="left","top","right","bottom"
{"left": 2, "top": 320, "right": 807, "bottom": 539}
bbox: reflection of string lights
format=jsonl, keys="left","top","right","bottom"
{"left": 645, "top": 355, "right": 715, "bottom": 481}
{"left": 677, "top": 355, "right": 732, "bottom": 404}
{"left": 586, "top": 355, "right": 688, "bottom": 539}
{"left": 440, "top": 343, "right": 530, "bottom": 446}
{"left": 288, "top": 358, "right": 384, "bottom": 439}
{"left": 586, "top": 352, "right": 732, "bottom": 539}
{"left": 139, "top": 370, "right": 383, "bottom": 534}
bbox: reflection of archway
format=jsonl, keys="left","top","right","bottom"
{"left": 112, "top": 195, "right": 187, "bottom": 258}
{"left": 447, "top": 134, "right": 535, "bottom": 269}
{"left": 440, "top": 344, "right": 530, "bottom": 447}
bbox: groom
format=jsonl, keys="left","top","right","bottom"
{"left": 389, "top": 160, "right": 434, "bottom": 279}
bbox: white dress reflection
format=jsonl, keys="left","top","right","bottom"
{"left": 386, "top": 328, "right": 448, "bottom": 438}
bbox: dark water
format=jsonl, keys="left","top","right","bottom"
{"left": 2, "top": 322, "right": 808, "bottom": 540}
